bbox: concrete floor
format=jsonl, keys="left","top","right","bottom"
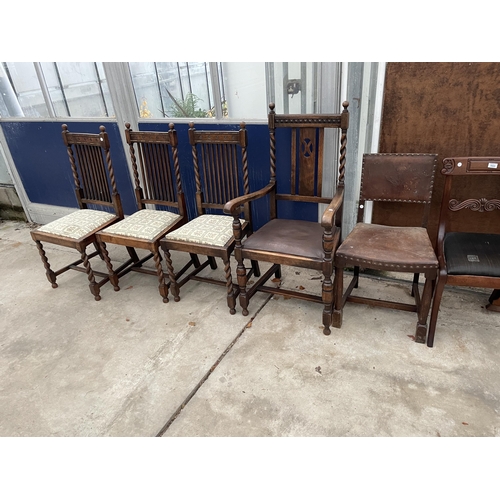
{"left": 1, "top": 218, "right": 500, "bottom": 437}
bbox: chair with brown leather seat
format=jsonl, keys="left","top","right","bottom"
{"left": 333, "top": 153, "right": 439, "bottom": 344}
{"left": 31, "top": 124, "right": 124, "bottom": 300}
{"left": 427, "top": 156, "right": 500, "bottom": 347}
{"left": 160, "top": 122, "right": 260, "bottom": 314}
{"left": 95, "top": 123, "right": 188, "bottom": 303}
{"left": 224, "top": 102, "right": 349, "bottom": 334}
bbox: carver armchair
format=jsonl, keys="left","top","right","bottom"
{"left": 224, "top": 102, "right": 349, "bottom": 334}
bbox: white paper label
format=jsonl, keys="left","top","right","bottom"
{"left": 487, "top": 162, "right": 498, "bottom": 169}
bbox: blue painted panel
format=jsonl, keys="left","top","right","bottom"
{"left": 0, "top": 121, "right": 136, "bottom": 215}
{"left": 1, "top": 119, "right": 321, "bottom": 229}
{"left": 138, "top": 121, "right": 318, "bottom": 230}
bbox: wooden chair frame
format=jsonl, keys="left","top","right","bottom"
{"left": 95, "top": 123, "right": 189, "bottom": 302}
{"left": 31, "top": 125, "right": 124, "bottom": 300}
{"left": 427, "top": 156, "right": 500, "bottom": 347}
{"left": 333, "top": 153, "right": 439, "bottom": 344}
{"left": 160, "top": 122, "right": 259, "bottom": 313}
{"left": 224, "top": 102, "right": 349, "bottom": 334}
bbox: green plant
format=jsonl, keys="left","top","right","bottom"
{"left": 164, "top": 88, "right": 207, "bottom": 118}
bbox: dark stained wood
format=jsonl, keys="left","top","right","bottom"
{"left": 427, "top": 156, "right": 500, "bottom": 347}
{"left": 333, "top": 153, "right": 439, "bottom": 344}
{"left": 378, "top": 62, "right": 500, "bottom": 242}
{"left": 160, "top": 122, "right": 259, "bottom": 314}
{"left": 31, "top": 124, "right": 124, "bottom": 300}
{"left": 224, "top": 102, "right": 350, "bottom": 334}
{"left": 95, "top": 123, "right": 188, "bottom": 302}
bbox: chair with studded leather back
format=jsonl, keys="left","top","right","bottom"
{"left": 159, "top": 121, "right": 260, "bottom": 314}
{"left": 95, "top": 123, "right": 189, "bottom": 303}
{"left": 31, "top": 124, "right": 124, "bottom": 300}
{"left": 427, "top": 156, "right": 500, "bottom": 347}
{"left": 224, "top": 102, "right": 349, "bottom": 334}
{"left": 332, "top": 153, "right": 439, "bottom": 345}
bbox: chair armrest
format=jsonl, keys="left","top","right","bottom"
{"left": 321, "top": 187, "right": 344, "bottom": 229}
{"left": 223, "top": 182, "right": 275, "bottom": 216}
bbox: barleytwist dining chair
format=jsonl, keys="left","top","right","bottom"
{"left": 427, "top": 156, "right": 500, "bottom": 347}
{"left": 160, "top": 122, "right": 260, "bottom": 314}
{"left": 95, "top": 123, "right": 188, "bottom": 303}
{"left": 332, "top": 153, "right": 439, "bottom": 344}
{"left": 31, "top": 124, "right": 124, "bottom": 300}
{"left": 224, "top": 102, "right": 349, "bottom": 334}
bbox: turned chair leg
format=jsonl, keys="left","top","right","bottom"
{"left": 332, "top": 265, "right": 344, "bottom": 328}
{"left": 99, "top": 241, "right": 120, "bottom": 291}
{"left": 236, "top": 255, "right": 249, "bottom": 316}
{"left": 223, "top": 257, "right": 236, "bottom": 314}
{"left": 322, "top": 269, "right": 334, "bottom": 336}
{"left": 163, "top": 248, "right": 180, "bottom": 302}
{"left": 153, "top": 249, "right": 169, "bottom": 303}
{"left": 35, "top": 240, "right": 58, "bottom": 288}
{"left": 80, "top": 248, "right": 101, "bottom": 301}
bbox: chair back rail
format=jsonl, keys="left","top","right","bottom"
{"left": 125, "top": 123, "right": 185, "bottom": 217}
{"left": 62, "top": 124, "right": 122, "bottom": 217}
{"left": 437, "top": 156, "right": 500, "bottom": 249}
{"left": 189, "top": 122, "right": 250, "bottom": 221}
{"left": 268, "top": 102, "right": 349, "bottom": 220}
{"left": 358, "top": 153, "right": 438, "bottom": 228}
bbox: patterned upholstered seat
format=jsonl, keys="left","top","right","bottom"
{"left": 164, "top": 214, "right": 243, "bottom": 247}
{"left": 100, "top": 209, "right": 182, "bottom": 241}
{"left": 37, "top": 209, "right": 117, "bottom": 240}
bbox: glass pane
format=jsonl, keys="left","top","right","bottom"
{"left": 129, "top": 62, "right": 163, "bottom": 119}
{"left": 222, "top": 62, "right": 267, "bottom": 119}
{"left": 40, "top": 62, "right": 69, "bottom": 117}
{"left": 130, "top": 62, "right": 216, "bottom": 119}
{"left": 53, "top": 62, "right": 108, "bottom": 118}
{"left": 2, "top": 62, "right": 49, "bottom": 117}
{"left": 265, "top": 62, "right": 318, "bottom": 115}
{"left": 95, "top": 62, "right": 115, "bottom": 118}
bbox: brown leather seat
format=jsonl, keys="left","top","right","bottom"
{"left": 336, "top": 223, "right": 438, "bottom": 269}
{"left": 243, "top": 219, "right": 333, "bottom": 264}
